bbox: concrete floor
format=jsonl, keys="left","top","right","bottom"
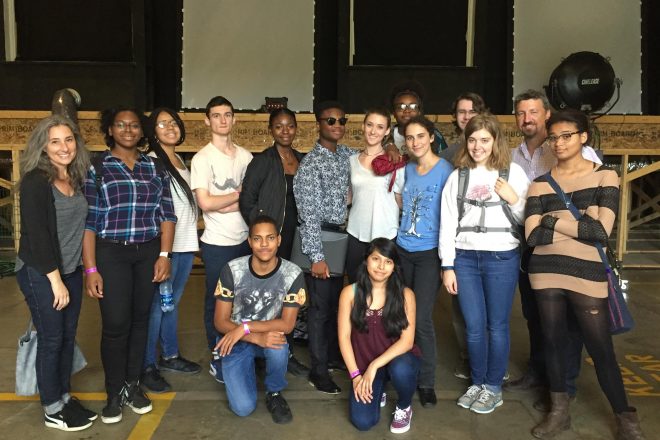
{"left": 1, "top": 268, "right": 659, "bottom": 440}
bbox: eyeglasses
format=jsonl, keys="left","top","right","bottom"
{"left": 114, "top": 121, "right": 141, "bottom": 131}
{"left": 319, "top": 117, "right": 348, "bottom": 126}
{"left": 457, "top": 109, "right": 478, "bottom": 116}
{"left": 394, "top": 103, "right": 419, "bottom": 112}
{"left": 156, "top": 120, "right": 178, "bottom": 129}
{"left": 547, "top": 131, "right": 581, "bottom": 144}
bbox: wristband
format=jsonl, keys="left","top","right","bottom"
{"left": 242, "top": 321, "right": 250, "bottom": 335}
{"left": 159, "top": 251, "right": 173, "bottom": 259}
{"left": 349, "top": 369, "right": 361, "bottom": 379}
{"left": 84, "top": 267, "right": 97, "bottom": 274}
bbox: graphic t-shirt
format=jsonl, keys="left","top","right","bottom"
{"left": 216, "top": 255, "right": 306, "bottom": 324}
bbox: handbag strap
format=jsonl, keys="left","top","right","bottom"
{"left": 544, "top": 172, "right": 611, "bottom": 272}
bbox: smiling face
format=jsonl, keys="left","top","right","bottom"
{"left": 110, "top": 110, "right": 142, "bottom": 150}
{"left": 466, "top": 128, "right": 494, "bottom": 166}
{"left": 362, "top": 113, "right": 390, "bottom": 147}
{"left": 46, "top": 125, "right": 77, "bottom": 171}
{"left": 205, "top": 104, "right": 234, "bottom": 136}
{"left": 366, "top": 250, "right": 395, "bottom": 284}
{"left": 547, "top": 121, "right": 588, "bottom": 161}
{"left": 317, "top": 107, "right": 346, "bottom": 143}
{"left": 248, "top": 221, "right": 281, "bottom": 264}
{"left": 515, "top": 98, "right": 550, "bottom": 140}
{"left": 154, "top": 111, "right": 181, "bottom": 148}
{"left": 270, "top": 113, "right": 297, "bottom": 148}
{"left": 405, "top": 122, "right": 434, "bottom": 159}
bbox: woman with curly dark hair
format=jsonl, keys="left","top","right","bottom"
{"left": 338, "top": 238, "right": 420, "bottom": 434}
{"left": 82, "top": 107, "right": 176, "bottom": 424}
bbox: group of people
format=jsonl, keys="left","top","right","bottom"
{"left": 15, "top": 82, "right": 644, "bottom": 439}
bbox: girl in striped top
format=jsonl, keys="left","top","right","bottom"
{"left": 525, "top": 109, "right": 644, "bottom": 440}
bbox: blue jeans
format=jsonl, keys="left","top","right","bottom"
{"left": 350, "top": 353, "right": 420, "bottom": 431}
{"left": 144, "top": 252, "right": 195, "bottom": 367}
{"left": 221, "top": 341, "right": 289, "bottom": 417}
{"left": 17, "top": 265, "right": 83, "bottom": 411}
{"left": 200, "top": 241, "right": 250, "bottom": 350}
{"left": 455, "top": 248, "right": 520, "bottom": 391}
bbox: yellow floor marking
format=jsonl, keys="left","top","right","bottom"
{"left": 127, "top": 393, "right": 176, "bottom": 440}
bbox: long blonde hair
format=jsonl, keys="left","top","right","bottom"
{"left": 453, "top": 113, "right": 510, "bottom": 170}
{"left": 20, "top": 115, "right": 90, "bottom": 190}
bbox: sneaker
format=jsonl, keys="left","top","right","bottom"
{"left": 66, "top": 396, "right": 98, "bottom": 421}
{"left": 390, "top": 405, "right": 413, "bottom": 434}
{"left": 123, "top": 381, "right": 153, "bottom": 415}
{"left": 265, "top": 392, "right": 293, "bottom": 424}
{"left": 287, "top": 355, "right": 310, "bottom": 377}
{"left": 380, "top": 392, "right": 387, "bottom": 408}
{"left": 308, "top": 373, "right": 341, "bottom": 394}
{"left": 470, "top": 388, "right": 503, "bottom": 414}
{"left": 457, "top": 384, "right": 483, "bottom": 409}
{"left": 158, "top": 355, "right": 201, "bottom": 374}
{"left": 101, "top": 394, "right": 123, "bottom": 424}
{"left": 503, "top": 370, "right": 510, "bottom": 381}
{"left": 454, "top": 358, "right": 471, "bottom": 380}
{"left": 209, "top": 359, "right": 224, "bottom": 384}
{"left": 418, "top": 387, "right": 437, "bottom": 408}
{"left": 142, "top": 365, "right": 172, "bottom": 393}
{"left": 45, "top": 405, "right": 93, "bottom": 432}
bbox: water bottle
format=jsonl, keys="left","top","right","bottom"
{"left": 159, "top": 279, "right": 175, "bottom": 312}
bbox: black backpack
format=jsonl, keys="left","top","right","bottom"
{"left": 455, "top": 167, "right": 522, "bottom": 240}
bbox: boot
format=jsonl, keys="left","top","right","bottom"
{"left": 616, "top": 408, "right": 645, "bottom": 440}
{"left": 531, "top": 392, "right": 571, "bottom": 439}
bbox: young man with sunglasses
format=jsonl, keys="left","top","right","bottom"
{"left": 385, "top": 81, "right": 448, "bottom": 155}
{"left": 293, "top": 101, "right": 400, "bottom": 394}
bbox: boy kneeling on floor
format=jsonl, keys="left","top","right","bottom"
{"left": 213, "top": 215, "right": 306, "bottom": 424}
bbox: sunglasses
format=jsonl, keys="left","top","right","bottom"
{"left": 394, "top": 103, "right": 419, "bottom": 112}
{"left": 319, "top": 117, "right": 348, "bottom": 126}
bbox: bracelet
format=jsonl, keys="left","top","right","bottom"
{"left": 349, "top": 369, "right": 361, "bottom": 379}
{"left": 242, "top": 321, "right": 250, "bottom": 335}
{"left": 84, "top": 267, "right": 97, "bottom": 274}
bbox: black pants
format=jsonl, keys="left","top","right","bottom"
{"left": 536, "top": 288, "right": 629, "bottom": 413}
{"left": 306, "top": 274, "right": 344, "bottom": 377}
{"left": 520, "top": 259, "right": 582, "bottom": 394}
{"left": 346, "top": 234, "right": 370, "bottom": 284}
{"left": 96, "top": 238, "right": 159, "bottom": 395}
{"left": 397, "top": 245, "right": 441, "bottom": 389}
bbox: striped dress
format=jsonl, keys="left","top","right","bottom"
{"left": 524, "top": 167, "right": 619, "bottom": 298}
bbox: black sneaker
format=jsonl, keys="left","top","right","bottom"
{"left": 66, "top": 396, "right": 98, "bottom": 421}
{"left": 142, "top": 365, "right": 172, "bottom": 393}
{"left": 308, "top": 373, "right": 341, "bottom": 394}
{"left": 266, "top": 392, "right": 293, "bottom": 424}
{"left": 158, "top": 355, "right": 202, "bottom": 374}
{"left": 45, "top": 405, "right": 93, "bottom": 432}
{"left": 418, "top": 387, "right": 437, "bottom": 408}
{"left": 123, "top": 381, "right": 153, "bottom": 414}
{"left": 287, "top": 355, "right": 310, "bottom": 377}
{"left": 101, "top": 394, "right": 123, "bottom": 424}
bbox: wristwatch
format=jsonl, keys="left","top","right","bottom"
{"left": 159, "top": 251, "right": 173, "bottom": 259}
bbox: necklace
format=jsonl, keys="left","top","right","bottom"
{"left": 278, "top": 151, "right": 296, "bottom": 167}
{"left": 362, "top": 147, "right": 384, "bottom": 157}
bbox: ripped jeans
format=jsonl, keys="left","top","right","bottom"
{"left": 536, "top": 288, "right": 629, "bottom": 413}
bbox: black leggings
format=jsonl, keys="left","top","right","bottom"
{"left": 536, "top": 288, "right": 629, "bottom": 413}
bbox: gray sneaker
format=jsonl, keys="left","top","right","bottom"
{"left": 470, "top": 388, "right": 503, "bottom": 414}
{"left": 457, "top": 385, "right": 482, "bottom": 409}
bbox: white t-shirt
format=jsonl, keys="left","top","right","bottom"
{"left": 148, "top": 152, "right": 199, "bottom": 252}
{"left": 347, "top": 154, "right": 404, "bottom": 241}
{"left": 439, "top": 163, "right": 530, "bottom": 266}
{"left": 190, "top": 142, "right": 253, "bottom": 246}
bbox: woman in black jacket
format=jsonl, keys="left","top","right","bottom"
{"left": 240, "top": 108, "right": 304, "bottom": 259}
{"left": 239, "top": 108, "right": 308, "bottom": 376}
{"left": 16, "top": 115, "right": 95, "bottom": 431}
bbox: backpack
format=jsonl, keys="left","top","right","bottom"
{"left": 455, "top": 167, "right": 522, "bottom": 240}
{"left": 91, "top": 152, "right": 166, "bottom": 193}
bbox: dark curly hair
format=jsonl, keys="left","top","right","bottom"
{"left": 99, "top": 107, "right": 147, "bottom": 149}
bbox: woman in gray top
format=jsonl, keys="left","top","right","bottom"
{"left": 15, "top": 115, "right": 95, "bottom": 432}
